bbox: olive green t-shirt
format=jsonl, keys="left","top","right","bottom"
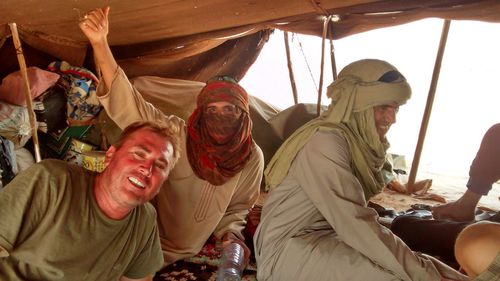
{"left": 0, "top": 159, "right": 163, "bottom": 280}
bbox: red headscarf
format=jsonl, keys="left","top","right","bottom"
{"left": 186, "top": 78, "right": 253, "bottom": 185}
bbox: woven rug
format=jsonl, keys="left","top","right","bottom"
{"left": 153, "top": 237, "right": 257, "bottom": 281}
{"left": 154, "top": 260, "right": 257, "bottom": 281}
{"left": 153, "top": 205, "right": 262, "bottom": 281}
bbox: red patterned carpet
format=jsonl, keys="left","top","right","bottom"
{"left": 154, "top": 205, "right": 262, "bottom": 281}
{"left": 153, "top": 236, "right": 257, "bottom": 281}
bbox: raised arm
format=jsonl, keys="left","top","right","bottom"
{"left": 79, "top": 6, "right": 181, "bottom": 130}
{"left": 79, "top": 6, "right": 117, "bottom": 93}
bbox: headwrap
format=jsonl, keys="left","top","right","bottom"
{"left": 265, "top": 59, "right": 411, "bottom": 200}
{"left": 187, "top": 77, "right": 253, "bottom": 186}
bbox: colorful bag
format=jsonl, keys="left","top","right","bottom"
{"left": 47, "top": 61, "right": 102, "bottom": 125}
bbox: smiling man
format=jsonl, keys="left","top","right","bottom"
{"left": 0, "top": 121, "right": 181, "bottom": 281}
{"left": 255, "top": 59, "right": 468, "bottom": 281}
{"left": 374, "top": 102, "right": 399, "bottom": 140}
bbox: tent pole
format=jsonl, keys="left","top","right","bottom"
{"left": 8, "top": 23, "right": 42, "bottom": 163}
{"left": 407, "top": 19, "right": 451, "bottom": 194}
{"left": 329, "top": 39, "right": 338, "bottom": 81}
{"left": 317, "top": 15, "right": 332, "bottom": 116}
{"left": 284, "top": 32, "right": 298, "bottom": 105}
{"left": 328, "top": 20, "right": 338, "bottom": 81}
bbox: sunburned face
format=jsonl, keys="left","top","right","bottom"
{"left": 373, "top": 102, "right": 399, "bottom": 141}
{"left": 102, "top": 128, "right": 174, "bottom": 209}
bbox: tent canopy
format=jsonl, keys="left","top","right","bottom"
{"left": 1, "top": 0, "right": 500, "bottom": 82}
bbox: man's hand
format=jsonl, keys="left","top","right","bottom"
{"left": 386, "top": 179, "right": 406, "bottom": 193}
{"left": 222, "top": 232, "right": 250, "bottom": 268}
{"left": 79, "top": 6, "right": 110, "bottom": 46}
{"left": 77, "top": 5, "right": 118, "bottom": 91}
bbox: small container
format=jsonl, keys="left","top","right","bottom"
{"left": 216, "top": 242, "right": 245, "bottom": 281}
{"left": 82, "top": 151, "right": 106, "bottom": 172}
{"left": 64, "top": 138, "right": 95, "bottom": 166}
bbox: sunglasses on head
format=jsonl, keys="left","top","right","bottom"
{"left": 207, "top": 75, "right": 239, "bottom": 84}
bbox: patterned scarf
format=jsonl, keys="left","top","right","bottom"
{"left": 265, "top": 59, "right": 411, "bottom": 200}
{"left": 187, "top": 78, "right": 253, "bottom": 186}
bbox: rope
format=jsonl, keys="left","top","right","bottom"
{"left": 308, "top": 0, "right": 330, "bottom": 16}
{"left": 296, "top": 35, "right": 318, "bottom": 92}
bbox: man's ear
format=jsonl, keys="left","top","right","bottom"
{"left": 104, "top": 145, "right": 117, "bottom": 166}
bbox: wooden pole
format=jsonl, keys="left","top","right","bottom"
{"left": 328, "top": 20, "right": 338, "bottom": 81}
{"left": 329, "top": 39, "right": 338, "bottom": 81}
{"left": 284, "top": 32, "right": 299, "bottom": 105}
{"left": 8, "top": 23, "right": 42, "bottom": 163}
{"left": 407, "top": 19, "right": 451, "bottom": 193}
{"left": 317, "top": 15, "right": 332, "bottom": 116}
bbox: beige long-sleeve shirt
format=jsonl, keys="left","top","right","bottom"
{"left": 254, "top": 130, "right": 467, "bottom": 281}
{"left": 98, "top": 68, "right": 264, "bottom": 265}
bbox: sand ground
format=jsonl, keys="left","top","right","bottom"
{"left": 372, "top": 172, "right": 499, "bottom": 212}
{"left": 258, "top": 173, "right": 499, "bottom": 214}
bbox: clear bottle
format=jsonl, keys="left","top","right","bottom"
{"left": 216, "top": 242, "right": 245, "bottom": 281}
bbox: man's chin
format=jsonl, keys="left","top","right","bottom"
{"left": 121, "top": 191, "right": 148, "bottom": 207}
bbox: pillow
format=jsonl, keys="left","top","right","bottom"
{"left": 0, "top": 67, "right": 60, "bottom": 106}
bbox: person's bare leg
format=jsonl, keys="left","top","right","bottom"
{"left": 454, "top": 221, "right": 500, "bottom": 278}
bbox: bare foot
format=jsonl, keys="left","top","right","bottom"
{"left": 432, "top": 201, "right": 475, "bottom": 222}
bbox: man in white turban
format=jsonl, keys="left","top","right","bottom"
{"left": 254, "top": 59, "right": 467, "bottom": 281}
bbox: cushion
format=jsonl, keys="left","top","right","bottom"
{"left": 0, "top": 67, "right": 60, "bottom": 106}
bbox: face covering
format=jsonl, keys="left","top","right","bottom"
{"left": 186, "top": 78, "right": 253, "bottom": 186}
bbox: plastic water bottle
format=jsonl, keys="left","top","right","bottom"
{"left": 216, "top": 242, "right": 245, "bottom": 281}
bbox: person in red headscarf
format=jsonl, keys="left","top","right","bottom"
{"left": 187, "top": 77, "right": 254, "bottom": 186}
{"left": 80, "top": 6, "right": 264, "bottom": 268}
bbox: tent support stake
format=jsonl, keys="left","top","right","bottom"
{"left": 328, "top": 18, "right": 338, "bottom": 81}
{"left": 407, "top": 19, "right": 451, "bottom": 194}
{"left": 284, "top": 32, "right": 299, "bottom": 105}
{"left": 8, "top": 23, "right": 42, "bottom": 163}
{"left": 317, "top": 15, "right": 332, "bottom": 116}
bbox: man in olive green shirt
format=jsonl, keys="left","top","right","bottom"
{"left": 0, "top": 121, "right": 181, "bottom": 281}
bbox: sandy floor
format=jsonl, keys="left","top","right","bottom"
{"left": 415, "top": 172, "right": 499, "bottom": 211}
{"left": 372, "top": 176, "right": 500, "bottom": 213}
{"left": 371, "top": 189, "right": 442, "bottom": 212}
{"left": 260, "top": 177, "right": 499, "bottom": 214}
{"left": 257, "top": 167, "right": 500, "bottom": 215}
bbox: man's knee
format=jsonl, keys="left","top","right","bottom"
{"left": 455, "top": 221, "right": 500, "bottom": 277}
{"left": 391, "top": 215, "right": 418, "bottom": 235}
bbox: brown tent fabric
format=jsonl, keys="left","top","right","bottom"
{"left": 1, "top": 0, "right": 500, "bottom": 82}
